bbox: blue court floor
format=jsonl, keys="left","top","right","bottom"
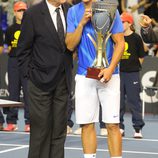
{"left": 0, "top": 109, "right": 158, "bottom": 158}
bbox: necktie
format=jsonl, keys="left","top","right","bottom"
{"left": 55, "top": 8, "right": 65, "bottom": 50}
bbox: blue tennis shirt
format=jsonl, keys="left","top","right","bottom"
{"left": 67, "top": 2, "right": 123, "bottom": 76}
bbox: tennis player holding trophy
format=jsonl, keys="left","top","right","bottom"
{"left": 66, "top": 0, "right": 125, "bottom": 157}
{"left": 86, "top": 0, "right": 119, "bottom": 80}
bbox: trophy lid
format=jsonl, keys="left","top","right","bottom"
{"left": 91, "top": 0, "right": 118, "bottom": 34}
{"left": 92, "top": 0, "right": 118, "bottom": 12}
{"left": 94, "top": 0, "right": 118, "bottom": 6}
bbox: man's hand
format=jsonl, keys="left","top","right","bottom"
{"left": 140, "top": 15, "right": 152, "bottom": 28}
{"left": 79, "top": 8, "right": 92, "bottom": 26}
{"left": 98, "top": 68, "right": 113, "bottom": 83}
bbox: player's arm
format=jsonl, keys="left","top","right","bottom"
{"left": 99, "top": 33, "right": 125, "bottom": 82}
{"left": 65, "top": 8, "right": 92, "bottom": 51}
{"left": 109, "top": 33, "right": 125, "bottom": 72}
{"left": 65, "top": 24, "right": 83, "bottom": 51}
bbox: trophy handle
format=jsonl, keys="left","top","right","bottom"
{"left": 102, "top": 32, "right": 112, "bottom": 67}
{"left": 96, "top": 32, "right": 103, "bottom": 67}
{"left": 87, "top": 33, "right": 97, "bottom": 50}
{"left": 87, "top": 33, "right": 97, "bottom": 66}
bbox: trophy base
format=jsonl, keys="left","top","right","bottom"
{"left": 86, "top": 67, "right": 102, "bottom": 80}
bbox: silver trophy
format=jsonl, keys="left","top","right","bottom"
{"left": 86, "top": 0, "right": 118, "bottom": 80}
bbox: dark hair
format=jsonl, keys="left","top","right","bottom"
{"left": 130, "top": 24, "right": 135, "bottom": 32}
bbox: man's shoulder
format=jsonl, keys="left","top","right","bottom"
{"left": 26, "top": 1, "right": 43, "bottom": 15}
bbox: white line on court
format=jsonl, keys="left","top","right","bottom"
{"left": 0, "top": 131, "right": 158, "bottom": 142}
{"left": 1, "top": 143, "right": 158, "bottom": 155}
{"left": 65, "top": 147, "right": 158, "bottom": 155}
{"left": 67, "top": 134, "right": 158, "bottom": 142}
{"left": 0, "top": 131, "right": 29, "bottom": 135}
{"left": 67, "top": 135, "right": 158, "bottom": 142}
{"left": 0, "top": 143, "right": 28, "bottom": 147}
{"left": 0, "top": 145, "right": 28, "bottom": 154}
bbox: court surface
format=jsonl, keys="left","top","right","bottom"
{"left": 0, "top": 109, "right": 158, "bottom": 158}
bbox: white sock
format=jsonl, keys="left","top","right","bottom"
{"left": 111, "top": 157, "right": 122, "bottom": 158}
{"left": 84, "top": 153, "right": 96, "bottom": 158}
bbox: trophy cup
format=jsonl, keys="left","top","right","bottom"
{"left": 86, "top": 0, "right": 118, "bottom": 80}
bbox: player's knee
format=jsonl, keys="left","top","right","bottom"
{"left": 106, "top": 123, "right": 119, "bottom": 132}
{"left": 82, "top": 123, "right": 95, "bottom": 132}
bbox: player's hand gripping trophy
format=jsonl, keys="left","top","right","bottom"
{"left": 86, "top": 0, "right": 118, "bottom": 80}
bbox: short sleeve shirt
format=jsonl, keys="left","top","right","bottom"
{"left": 120, "top": 33, "right": 146, "bottom": 72}
{"left": 5, "top": 23, "right": 21, "bottom": 57}
{"left": 67, "top": 2, "right": 124, "bottom": 75}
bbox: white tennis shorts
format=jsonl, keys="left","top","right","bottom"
{"left": 75, "top": 74, "right": 120, "bottom": 124}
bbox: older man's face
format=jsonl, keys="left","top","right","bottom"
{"left": 48, "top": 0, "right": 66, "bottom": 6}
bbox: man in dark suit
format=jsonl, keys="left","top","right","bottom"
{"left": 16, "top": 0, "right": 72, "bottom": 158}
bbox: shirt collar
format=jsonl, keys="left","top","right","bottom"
{"left": 46, "top": 0, "right": 62, "bottom": 14}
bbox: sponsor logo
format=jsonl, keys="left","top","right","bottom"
{"left": 133, "top": 81, "right": 138, "bottom": 84}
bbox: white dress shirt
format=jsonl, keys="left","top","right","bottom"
{"left": 46, "top": 0, "right": 66, "bottom": 33}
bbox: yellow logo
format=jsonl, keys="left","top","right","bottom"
{"left": 121, "top": 42, "right": 131, "bottom": 59}
{"left": 14, "top": 31, "right": 21, "bottom": 40}
{"left": 11, "top": 30, "right": 21, "bottom": 48}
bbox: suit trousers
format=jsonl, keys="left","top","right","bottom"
{"left": 28, "top": 72, "right": 68, "bottom": 158}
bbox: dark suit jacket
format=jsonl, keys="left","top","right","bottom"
{"left": 17, "top": 0, "right": 72, "bottom": 92}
